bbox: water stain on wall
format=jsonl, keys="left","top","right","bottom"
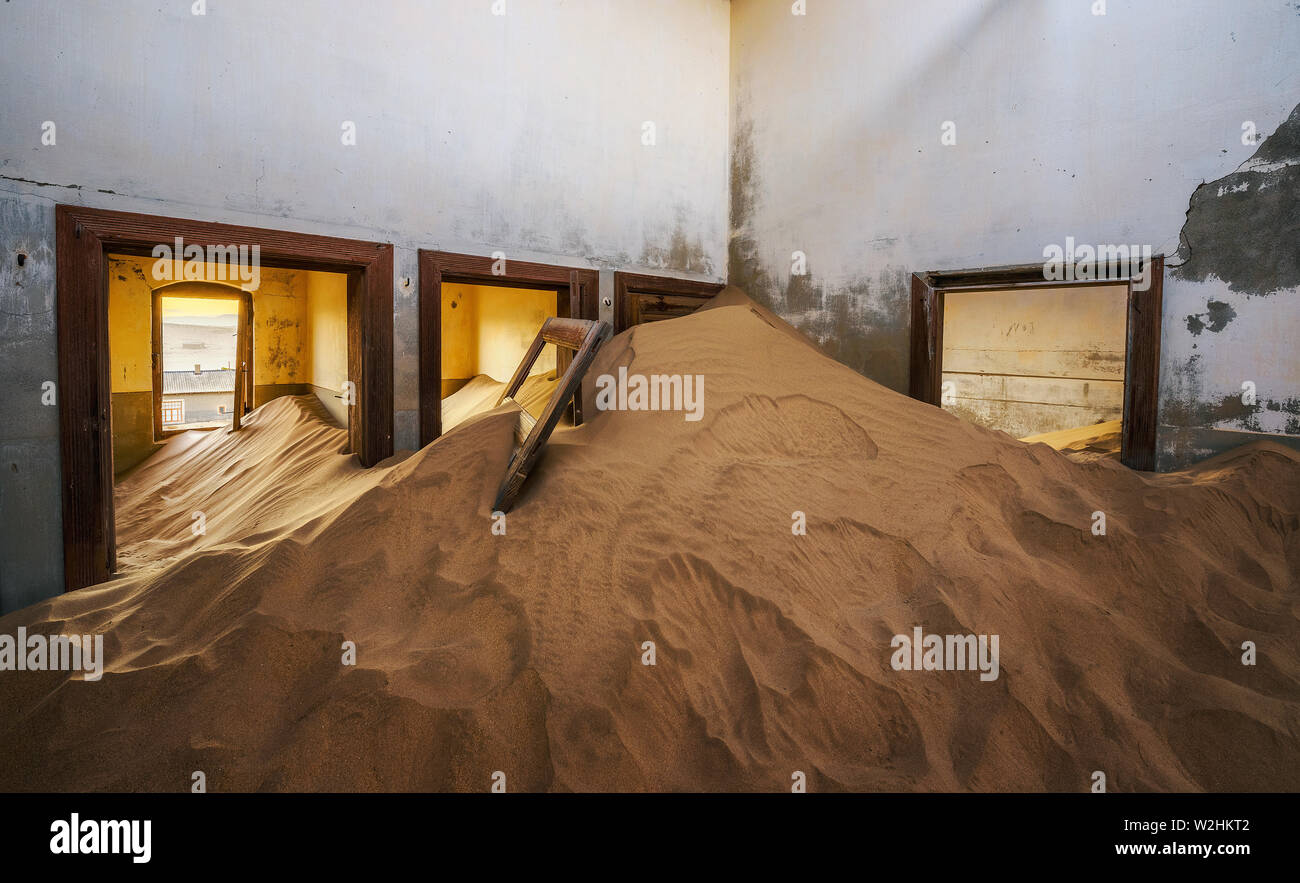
{"left": 640, "top": 209, "right": 715, "bottom": 275}
{"left": 728, "top": 102, "right": 910, "bottom": 391}
{"left": 1163, "top": 389, "right": 1300, "bottom": 435}
{"left": 1161, "top": 348, "right": 1300, "bottom": 435}
{"left": 263, "top": 315, "right": 302, "bottom": 376}
{"left": 728, "top": 110, "right": 776, "bottom": 309}
{"left": 811, "top": 270, "right": 911, "bottom": 393}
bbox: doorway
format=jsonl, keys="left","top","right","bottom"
{"left": 56, "top": 205, "right": 394, "bottom": 592}
{"left": 612, "top": 271, "right": 724, "bottom": 333}
{"left": 418, "top": 250, "right": 598, "bottom": 445}
{"left": 909, "top": 257, "right": 1163, "bottom": 470}
{"left": 940, "top": 283, "right": 1128, "bottom": 454}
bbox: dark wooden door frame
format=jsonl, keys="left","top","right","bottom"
{"left": 417, "top": 249, "right": 598, "bottom": 446}
{"left": 150, "top": 285, "right": 252, "bottom": 439}
{"left": 56, "top": 204, "right": 394, "bottom": 592}
{"left": 909, "top": 256, "right": 1164, "bottom": 471}
{"left": 612, "top": 271, "right": 725, "bottom": 333}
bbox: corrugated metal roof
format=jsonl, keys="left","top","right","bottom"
{"left": 162, "top": 369, "right": 236, "bottom": 394}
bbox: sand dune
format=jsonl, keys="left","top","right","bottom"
{"left": 1020, "top": 419, "right": 1122, "bottom": 463}
{"left": 1, "top": 292, "right": 1298, "bottom": 792}
{"left": 442, "top": 372, "right": 559, "bottom": 432}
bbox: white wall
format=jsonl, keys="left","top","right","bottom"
{"left": 729, "top": 0, "right": 1300, "bottom": 467}
{"left": 0, "top": 0, "right": 731, "bottom": 610}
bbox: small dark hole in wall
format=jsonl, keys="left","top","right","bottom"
{"left": 16, "top": 252, "right": 27, "bottom": 267}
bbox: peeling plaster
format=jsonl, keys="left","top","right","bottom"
{"left": 1158, "top": 98, "right": 1300, "bottom": 465}
{"left": 1184, "top": 300, "right": 1237, "bottom": 336}
{"left": 1173, "top": 103, "right": 1300, "bottom": 301}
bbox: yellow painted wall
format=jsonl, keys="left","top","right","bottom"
{"left": 108, "top": 255, "right": 311, "bottom": 391}
{"left": 306, "top": 271, "right": 348, "bottom": 390}
{"left": 107, "top": 261, "right": 156, "bottom": 393}
{"left": 441, "top": 283, "right": 557, "bottom": 390}
{"left": 252, "top": 272, "right": 309, "bottom": 386}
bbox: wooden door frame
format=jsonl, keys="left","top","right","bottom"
{"left": 612, "top": 272, "right": 725, "bottom": 333}
{"left": 417, "top": 249, "right": 598, "bottom": 446}
{"left": 908, "top": 256, "right": 1164, "bottom": 471}
{"left": 56, "top": 204, "right": 394, "bottom": 592}
{"left": 150, "top": 285, "right": 252, "bottom": 439}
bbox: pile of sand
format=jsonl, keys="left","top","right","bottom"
{"left": 442, "top": 372, "right": 558, "bottom": 432}
{"left": 1, "top": 290, "right": 1297, "bottom": 791}
{"left": 1020, "top": 419, "right": 1123, "bottom": 463}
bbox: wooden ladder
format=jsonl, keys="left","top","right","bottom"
{"left": 493, "top": 316, "right": 611, "bottom": 511}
